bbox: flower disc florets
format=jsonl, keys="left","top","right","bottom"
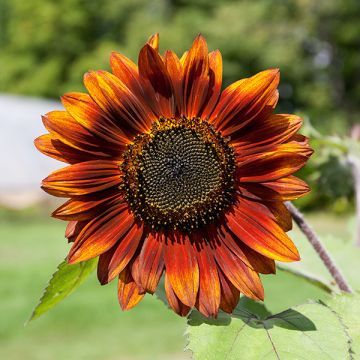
{"left": 121, "top": 117, "right": 236, "bottom": 231}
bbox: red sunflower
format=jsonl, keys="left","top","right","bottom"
{"left": 35, "top": 34, "right": 313, "bottom": 317}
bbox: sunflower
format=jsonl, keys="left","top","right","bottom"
{"left": 35, "top": 34, "right": 313, "bottom": 317}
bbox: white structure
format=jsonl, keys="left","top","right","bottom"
{"left": 0, "top": 94, "right": 64, "bottom": 208}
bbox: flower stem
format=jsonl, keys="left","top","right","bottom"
{"left": 285, "top": 201, "right": 353, "bottom": 293}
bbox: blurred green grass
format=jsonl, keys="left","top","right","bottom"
{"left": 0, "top": 217, "right": 188, "bottom": 360}
{"left": 0, "top": 212, "right": 352, "bottom": 359}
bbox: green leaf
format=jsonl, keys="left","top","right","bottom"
{"left": 28, "top": 258, "right": 97, "bottom": 322}
{"left": 186, "top": 297, "right": 350, "bottom": 360}
{"left": 327, "top": 294, "right": 360, "bottom": 357}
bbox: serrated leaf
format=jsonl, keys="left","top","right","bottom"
{"left": 327, "top": 294, "right": 360, "bottom": 357}
{"left": 28, "top": 258, "right": 97, "bottom": 322}
{"left": 187, "top": 297, "right": 349, "bottom": 360}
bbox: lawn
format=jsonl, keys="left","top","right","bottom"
{"left": 0, "top": 210, "right": 353, "bottom": 359}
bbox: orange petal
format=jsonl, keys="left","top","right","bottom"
{"left": 97, "top": 246, "right": 116, "bottom": 285}
{"left": 226, "top": 198, "right": 300, "bottom": 262}
{"left": 217, "top": 224, "right": 275, "bottom": 274}
{"left": 180, "top": 51, "right": 188, "bottom": 65}
{"left": 211, "top": 237, "right": 264, "bottom": 300}
{"left": 41, "top": 160, "right": 122, "bottom": 197}
{"left": 164, "top": 50, "right": 183, "bottom": 114}
{"left": 262, "top": 176, "right": 310, "bottom": 200}
{"left": 194, "top": 241, "right": 221, "bottom": 318}
{"left": 65, "top": 220, "right": 85, "bottom": 243}
{"left": 110, "top": 52, "right": 144, "bottom": 100}
{"left": 164, "top": 232, "right": 199, "bottom": 307}
{"left": 236, "top": 144, "right": 312, "bottom": 183}
{"left": 182, "top": 35, "right": 209, "bottom": 118}
{"left": 42, "top": 111, "right": 117, "bottom": 158}
{"left": 130, "top": 255, "right": 144, "bottom": 292}
{"left": 231, "top": 114, "right": 303, "bottom": 150}
{"left": 138, "top": 232, "right": 165, "bottom": 294}
{"left": 240, "top": 245, "right": 276, "bottom": 275}
{"left": 239, "top": 175, "right": 310, "bottom": 202}
{"left": 138, "top": 44, "right": 175, "bottom": 118}
{"left": 84, "top": 70, "right": 154, "bottom": 137}
{"left": 218, "top": 269, "right": 240, "bottom": 314}
{"left": 118, "top": 265, "right": 145, "bottom": 311}
{"left": 35, "top": 134, "right": 97, "bottom": 164}
{"left": 266, "top": 201, "right": 293, "bottom": 232}
{"left": 235, "top": 136, "right": 313, "bottom": 160}
{"left": 222, "top": 225, "right": 276, "bottom": 274}
{"left": 210, "top": 69, "right": 280, "bottom": 136}
{"left": 164, "top": 274, "right": 190, "bottom": 317}
{"left": 107, "top": 222, "right": 144, "bottom": 282}
{"left": 52, "top": 192, "right": 118, "bottom": 220}
{"left": 61, "top": 92, "right": 130, "bottom": 147}
{"left": 200, "top": 50, "right": 223, "bottom": 119}
{"left": 147, "top": 33, "right": 159, "bottom": 51}
{"left": 68, "top": 201, "right": 134, "bottom": 263}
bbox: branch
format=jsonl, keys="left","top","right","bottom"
{"left": 285, "top": 202, "right": 353, "bottom": 293}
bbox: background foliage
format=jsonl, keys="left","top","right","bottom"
{"left": 1, "top": 0, "right": 359, "bottom": 210}
{"left": 1, "top": 0, "right": 360, "bottom": 135}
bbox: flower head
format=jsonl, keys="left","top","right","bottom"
{"left": 35, "top": 34, "right": 313, "bottom": 317}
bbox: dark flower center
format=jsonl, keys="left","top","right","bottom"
{"left": 121, "top": 117, "right": 235, "bottom": 231}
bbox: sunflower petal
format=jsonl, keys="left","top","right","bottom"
{"left": 262, "top": 176, "right": 311, "bottom": 200}
{"left": 61, "top": 92, "right": 130, "bottom": 147}
{"left": 218, "top": 269, "right": 240, "bottom": 314}
{"left": 138, "top": 44, "right": 175, "bottom": 118}
{"left": 231, "top": 114, "right": 303, "bottom": 150}
{"left": 35, "top": 134, "right": 96, "bottom": 164}
{"left": 147, "top": 33, "right": 159, "bottom": 51}
{"left": 65, "top": 220, "right": 85, "bottom": 242}
{"left": 182, "top": 35, "right": 209, "bottom": 118}
{"left": 226, "top": 198, "right": 300, "bottom": 262}
{"left": 110, "top": 53, "right": 144, "bottom": 100}
{"left": 52, "top": 192, "right": 118, "bottom": 220}
{"left": 41, "top": 160, "right": 122, "bottom": 197}
{"left": 68, "top": 201, "right": 134, "bottom": 263}
{"left": 164, "top": 233, "right": 199, "bottom": 307}
{"left": 107, "top": 222, "right": 144, "bottom": 282}
{"left": 97, "top": 246, "right": 116, "bottom": 285}
{"left": 84, "top": 70, "right": 154, "bottom": 136}
{"left": 264, "top": 201, "right": 292, "bottom": 232}
{"left": 212, "top": 238, "right": 264, "bottom": 300}
{"left": 239, "top": 176, "right": 310, "bottom": 202}
{"left": 217, "top": 225, "right": 274, "bottom": 274}
{"left": 236, "top": 144, "right": 311, "bottom": 183}
{"left": 138, "top": 232, "right": 165, "bottom": 294}
{"left": 194, "top": 242, "right": 221, "bottom": 317}
{"left": 200, "top": 50, "right": 223, "bottom": 119}
{"left": 210, "top": 69, "right": 280, "bottom": 135}
{"left": 208, "top": 232, "right": 264, "bottom": 300}
{"left": 118, "top": 265, "right": 145, "bottom": 311}
{"left": 42, "top": 111, "right": 117, "bottom": 157}
{"left": 243, "top": 248, "right": 276, "bottom": 274}
{"left": 164, "top": 50, "right": 183, "bottom": 114}
{"left": 164, "top": 274, "right": 191, "bottom": 317}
